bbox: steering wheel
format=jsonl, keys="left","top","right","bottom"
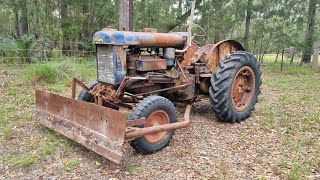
{"left": 192, "top": 23, "right": 206, "bottom": 45}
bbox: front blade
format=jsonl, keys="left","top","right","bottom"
{"left": 35, "top": 90, "right": 127, "bottom": 164}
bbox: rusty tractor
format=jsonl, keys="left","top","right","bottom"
{"left": 35, "top": 1, "right": 261, "bottom": 164}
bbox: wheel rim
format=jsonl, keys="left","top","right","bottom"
{"left": 144, "top": 110, "right": 170, "bottom": 144}
{"left": 231, "top": 66, "right": 256, "bottom": 112}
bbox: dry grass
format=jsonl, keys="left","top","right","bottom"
{"left": 0, "top": 57, "right": 319, "bottom": 179}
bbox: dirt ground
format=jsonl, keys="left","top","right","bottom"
{"left": 0, "top": 63, "right": 319, "bottom": 179}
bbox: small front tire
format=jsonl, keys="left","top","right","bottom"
{"left": 128, "top": 96, "right": 177, "bottom": 154}
{"left": 78, "top": 81, "right": 98, "bottom": 102}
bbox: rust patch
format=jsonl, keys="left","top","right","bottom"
{"left": 196, "top": 40, "right": 244, "bottom": 73}
{"left": 35, "top": 90, "right": 127, "bottom": 164}
{"left": 181, "top": 42, "right": 199, "bottom": 68}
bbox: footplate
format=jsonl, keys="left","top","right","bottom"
{"left": 35, "top": 90, "right": 127, "bottom": 164}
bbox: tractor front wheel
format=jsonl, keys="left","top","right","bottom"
{"left": 78, "top": 81, "right": 119, "bottom": 110}
{"left": 128, "top": 96, "right": 177, "bottom": 154}
{"left": 209, "top": 51, "right": 262, "bottom": 123}
{"left": 78, "top": 81, "right": 98, "bottom": 102}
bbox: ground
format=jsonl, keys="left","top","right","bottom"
{"left": 0, "top": 56, "right": 319, "bottom": 179}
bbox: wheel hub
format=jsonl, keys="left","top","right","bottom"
{"left": 144, "top": 110, "right": 170, "bottom": 143}
{"left": 231, "top": 66, "right": 255, "bottom": 112}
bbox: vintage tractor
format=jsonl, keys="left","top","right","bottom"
{"left": 35, "top": 2, "right": 261, "bottom": 164}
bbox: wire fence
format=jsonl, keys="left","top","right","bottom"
{"left": 0, "top": 39, "right": 96, "bottom": 63}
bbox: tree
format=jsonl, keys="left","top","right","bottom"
{"left": 162, "top": 0, "right": 202, "bottom": 32}
{"left": 243, "top": 0, "right": 252, "bottom": 50}
{"left": 301, "top": 0, "right": 317, "bottom": 64}
{"left": 20, "top": 0, "right": 29, "bottom": 35}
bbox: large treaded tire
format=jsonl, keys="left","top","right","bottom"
{"left": 209, "top": 51, "right": 262, "bottom": 123}
{"left": 78, "top": 81, "right": 98, "bottom": 102}
{"left": 128, "top": 96, "right": 177, "bottom": 154}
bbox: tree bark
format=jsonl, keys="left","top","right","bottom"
{"left": 177, "top": 0, "right": 183, "bottom": 31}
{"left": 82, "top": 1, "right": 89, "bottom": 39}
{"left": 301, "top": 0, "right": 317, "bottom": 63}
{"left": 261, "top": 33, "right": 272, "bottom": 64}
{"left": 13, "top": 3, "right": 21, "bottom": 38}
{"left": 243, "top": 0, "right": 252, "bottom": 50}
{"left": 119, "top": 0, "right": 130, "bottom": 31}
{"left": 60, "top": 0, "right": 69, "bottom": 54}
{"left": 20, "top": 0, "right": 29, "bottom": 35}
{"left": 275, "top": 48, "right": 280, "bottom": 63}
{"left": 312, "top": 48, "right": 319, "bottom": 70}
{"left": 290, "top": 47, "right": 295, "bottom": 64}
{"left": 252, "top": 38, "right": 256, "bottom": 55}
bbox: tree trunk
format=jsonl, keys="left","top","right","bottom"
{"left": 252, "top": 38, "right": 256, "bottom": 55}
{"left": 312, "top": 48, "right": 319, "bottom": 70}
{"left": 275, "top": 48, "right": 280, "bottom": 63}
{"left": 177, "top": 0, "right": 183, "bottom": 31}
{"left": 258, "top": 39, "right": 263, "bottom": 62}
{"left": 34, "top": 0, "right": 42, "bottom": 38}
{"left": 243, "top": 0, "right": 252, "bottom": 50}
{"left": 301, "top": 0, "right": 317, "bottom": 63}
{"left": 60, "top": 0, "right": 69, "bottom": 55}
{"left": 162, "top": 0, "right": 201, "bottom": 32}
{"left": 13, "top": 4, "right": 21, "bottom": 38}
{"left": 261, "top": 33, "right": 272, "bottom": 64}
{"left": 82, "top": 1, "right": 89, "bottom": 39}
{"left": 119, "top": 0, "right": 130, "bottom": 31}
{"left": 290, "top": 47, "right": 296, "bottom": 64}
{"left": 20, "top": 0, "right": 29, "bottom": 35}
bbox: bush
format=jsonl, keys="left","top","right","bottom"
{"left": 0, "top": 35, "right": 48, "bottom": 63}
{"left": 23, "top": 59, "right": 96, "bottom": 84}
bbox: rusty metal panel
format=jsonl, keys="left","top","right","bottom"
{"left": 136, "top": 57, "right": 167, "bottom": 71}
{"left": 35, "top": 90, "right": 127, "bottom": 164}
{"left": 195, "top": 40, "right": 244, "bottom": 73}
{"left": 135, "top": 32, "right": 185, "bottom": 48}
{"left": 181, "top": 43, "right": 199, "bottom": 68}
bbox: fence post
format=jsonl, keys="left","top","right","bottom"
{"left": 281, "top": 49, "right": 284, "bottom": 71}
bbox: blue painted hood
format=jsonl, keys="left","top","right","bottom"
{"left": 93, "top": 30, "right": 140, "bottom": 45}
{"left": 93, "top": 30, "right": 186, "bottom": 48}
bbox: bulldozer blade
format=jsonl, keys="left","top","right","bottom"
{"left": 35, "top": 90, "right": 127, "bottom": 164}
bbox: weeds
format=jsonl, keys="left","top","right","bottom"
{"left": 5, "top": 151, "right": 35, "bottom": 169}
{"left": 0, "top": 106, "right": 12, "bottom": 140}
{"left": 23, "top": 59, "right": 96, "bottom": 84}
{"left": 126, "top": 160, "right": 135, "bottom": 174}
{"left": 63, "top": 158, "right": 80, "bottom": 171}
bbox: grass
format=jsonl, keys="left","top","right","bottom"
{"left": 0, "top": 60, "right": 92, "bottom": 170}
{"left": 23, "top": 59, "right": 96, "bottom": 84}
{"left": 262, "top": 54, "right": 320, "bottom": 78}
{"left": 256, "top": 54, "right": 320, "bottom": 179}
{"left": 0, "top": 105, "right": 13, "bottom": 140}
{"left": 126, "top": 160, "right": 135, "bottom": 174}
{"left": 63, "top": 158, "right": 80, "bottom": 171}
{"left": 0, "top": 56, "right": 319, "bottom": 178}
{"left": 5, "top": 150, "right": 36, "bottom": 169}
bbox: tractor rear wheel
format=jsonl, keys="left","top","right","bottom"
{"left": 209, "top": 51, "right": 261, "bottom": 123}
{"left": 128, "top": 96, "right": 177, "bottom": 154}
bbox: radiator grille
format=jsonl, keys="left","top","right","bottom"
{"left": 96, "top": 46, "right": 115, "bottom": 84}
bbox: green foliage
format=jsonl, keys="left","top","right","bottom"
{"left": 0, "top": 35, "right": 43, "bottom": 63}
{"left": 63, "top": 158, "right": 80, "bottom": 171}
{"left": 5, "top": 151, "right": 36, "bottom": 169}
{"left": 23, "top": 59, "right": 96, "bottom": 84}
